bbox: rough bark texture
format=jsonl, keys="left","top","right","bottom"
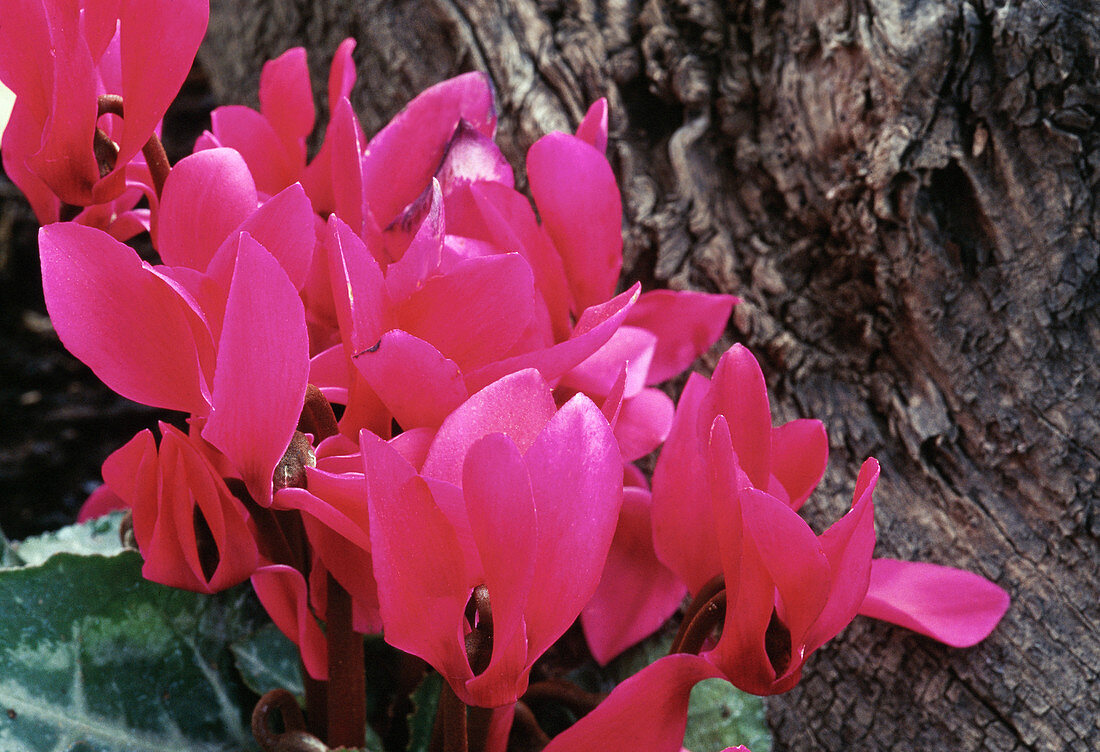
{"left": 199, "top": 1, "right": 1098, "bottom": 750}
{"left": 0, "top": 0, "right": 1093, "bottom": 749}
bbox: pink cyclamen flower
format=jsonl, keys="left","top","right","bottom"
{"left": 101, "top": 422, "right": 260, "bottom": 594}
{"left": 0, "top": 0, "right": 207, "bottom": 209}
{"left": 362, "top": 369, "right": 623, "bottom": 707}
{"left": 652, "top": 343, "right": 1009, "bottom": 694}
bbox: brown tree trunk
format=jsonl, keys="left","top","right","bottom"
{"left": 199, "top": 1, "right": 1097, "bottom": 750}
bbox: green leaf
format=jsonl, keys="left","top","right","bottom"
{"left": 405, "top": 671, "right": 441, "bottom": 752}
{"left": 7, "top": 512, "right": 127, "bottom": 567}
{"left": 0, "top": 550, "right": 265, "bottom": 752}
{"left": 0, "top": 525, "right": 21, "bottom": 567}
{"left": 682, "top": 679, "right": 772, "bottom": 752}
{"left": 230, "top": 623, "right": 303, "bottom": 700}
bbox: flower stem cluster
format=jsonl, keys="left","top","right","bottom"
{"left": 0, "top": 4, "right": 1009, "bottom": 751}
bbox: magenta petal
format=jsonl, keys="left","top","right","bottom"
{"left": 615, "top": 388, "right": 675, "bottom": 462}
{"left": 703, "top": 344, "right": 773, "bottom": 490}
{"left": 77, "top": 483, "right": 127, "bottom": 523}
{"left": 463, "top": 433, "right": 537, "bottom": 706}
{"left": 740, "top": 486, "right": 832, "bottom": 654}
{"left": 858, "top": 558, "right": 1010, "bottom": 647}
{"left": 39, "top": 223, "right": 208, "bottom": 414}
{"left": 361, "top": 71, "right": 495, "bottom": 226}
{"left": 156, "top": 148, "right": 259, "bottom": 271}
{"left": 353, "top": 330, "right": 468, "bottom": 430}
{"left": 806, "top": 458, "right": 879, "bottom": 653}
{"left": 259, "top": 46, "right": 315, "bottom": 152}
{"left": 228, "top": 182, "right": 316, "bottom": 290}
{"left": 560, "top": 325, "right": 656, "bottom": 399}
{"left": 770, "top": 419, "right": 828, "bottom": 510}
{"left": 651, "top": 373, "right": 720, "bottom": 595}
{"left": 523, "top": 394, "right": 623, "bottom": 659}
{"left": 325, "top": 214, "right": 390, "bottom": 354}
{"left": 114, "top": 0, "right": 207, "bottom": 166}
{"left": 574, "top": 99, "right": 609, "bottom": 154}
{"left": 464, "top": 283, "right": 640, "bottom": 393}
{"left": 201, "top": 234, "right": 309, "bottom": 507}
{"left": 581, "top": 487, "right": 688, "bottom": 665}
{"left": 366, "top": 468, "right": 473, "bottom": 687}
{"left": 328, "top": 97, "right": 367, "bottom": 235}
{"left": 397, "top": 253, "right": 535, "bottom": 371}
{"left": 385, "top": 179, "right": 444, "bottom": 302}
{"left": 326, "top": 39, "right": 358, "bottom": 113}
{"left": 422, "top": 369, "right": 557, "bottom": 486}
{"left": 527, "top": 132, "right": 622, "bottom": 313}
{"left": 626, "top": 290, "right": 737, "bottom": 385}
{"left": 252, "top": 564, "right": 328, "bottom": 680}
{"left": 436, "top": 120, "right": 515, "bottom": 194}
{"left": 207, "top": 105, "right": 299, "bottom": 197}
{"left": 542, "top": 654, "right": 723, "bottom": 752}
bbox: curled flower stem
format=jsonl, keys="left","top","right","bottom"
{"left": 96, "top": 94, "right": 171, "bottom": 199}
{"left": 325, "top": 574, "right": 366, "bottom": 749}
{"left": 252, "top": 689, "right": 308, "bottom": 752}
{"left": 522, "top": 679, "right": 605, "bottom": 716}
{"left": 669, "top": 586, "right": 727, "bottom": 656}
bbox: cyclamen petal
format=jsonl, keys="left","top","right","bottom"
{"left": 858, "top": 558, "right": 1010, "bottom": 648}
{"left": 527, "top": 132, "right": 622, "bottom": 313}
{"left": 156, "top": 148, "right": 259, "bottom": 271}
{"left": 201, "top": 234, "right": 309, "bottom": 508}
{"left": 39, "top": 222, "right": 209, "bottom": 414}
{"left": 542, "top": 654, "right": 724, "bottom": 752}
{"left": 625, "top": 289, "right": 737, "bottom": 385}
{"left": 252, "top": 565, "right": 328, "bottom": 680}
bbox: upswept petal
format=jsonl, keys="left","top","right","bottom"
{"left": 238, "top": 183, "right": 316, "bottom": 286}
{"left": 436, "top": 120, "right": 514, "bottom": 195}
{"left": 39, "top": 222, "right": 208, "bottom": 414}
{"left": 574, "top": 99, "right": 609, "bottom": 154}
{"left": 252, "top": 564, "right": 328, "bottom": 680}
{"left": 523, "top": 393, "right": 623, "bottom": 659}
{"left": 384, "top": 179, "right": 444, "bottom": 301}
{"left": 462, "top": 433, "right": 538, "bottom": 706}
{"left": 738, "top": 486, "right": 831, "bottom": 663}
{"left": 702, "top": 344, "right": 772, "bottom": 489}
{"left": 201, "top": 234, "right": 309, "bottom": 508}
{"left": 858, "top": 558, "right": 1010, "bottom": 648}
{"left": 625, "top": 290, "right": 736, "bottom": 385}
{"left": 26, "top": 1, "right": 101, "bottom": 205}
{"left": 204, "top": 106, "right": 299, "bottom": 197}
{"left": 422, "top": 369, "right": 557, "bottom": 486}
{"left": 328, "top": 97, "right": 368, "bottom": 236}
{"left": 651, "top": 373, "right": 720, "bottom": 595}
{"left": 527, "top": 132, "right": 622, "bottom": 313}
{"left": 541, "top": 654, "right": 723, "bottom": 752}
{"left": 769, "top": 419, "right": 828, "bottom": 510}
{"left": 805, "top": 458, "right": 878, "bottom": 653}
{"left": 614, "top": 387, "right": 675, "bottom": 462}
{"left": 581, "top": 487, "right": 687, "bottom": 665}
{"left": 361, "top": 71, "right": 495, "bottom": 226}
{"left": 365, "top": 464, "right": 472, "bottom": 688}
{"left": 466, "top": 182, "right": 572, "bottom": 341}
{"left": 114, "top": 0, "right": 208, "bottom": 169}
{"left": 464, "top": 283, "right": 640, "bottom": 393}
{"left": 325, "top": 214, "right": 390, "bottom": 355}
{"left": 396, "top": 252, "right": 535, "bottom": 372}
{"left": 258, "top": 46, "right": 314, "bottom": 158}
{"left": 560, "top": 325, "right": 656, "bottom": 399}
{"left": 156, "top": 148, "right": 259, "bottom": 271}
{"left": 326, "top": 39, "right": 357, "bottom": 114}
{"left": 353, "top": 330, "right": 468, "bottom": 430}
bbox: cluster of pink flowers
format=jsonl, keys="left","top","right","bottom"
{"left": 1, "top": 3, "right": 1009, "bottom": 750}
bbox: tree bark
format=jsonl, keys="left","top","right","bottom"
{"left": 176, "top": 0, "right": 1100, "bottom": 749}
